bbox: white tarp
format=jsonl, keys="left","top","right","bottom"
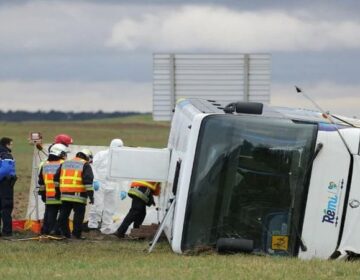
{"left": 26, "top": 144, "right": 159, "bottom": 231}
{"left": 108, "top": 147, "right": 170, "bottom": 181}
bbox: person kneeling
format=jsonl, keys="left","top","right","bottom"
{"left": 115, "top": 180, "right": 160, "bottom": 238}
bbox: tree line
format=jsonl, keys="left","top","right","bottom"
{"left": 0, "top": 110, "right": 142, "bottom": 122}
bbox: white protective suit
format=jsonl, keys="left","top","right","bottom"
{"left": 88, "top": 139, "right": 129, "bottom": 234}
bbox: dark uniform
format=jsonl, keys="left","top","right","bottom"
{"left": 0, "top": 139, "right": 17, "bottom": 236}
{"left": 54, "top": 151, "right": 94, "bottom": 239}
{"left": 116, "top": 181, "right": 160, "bottom": 238}
{"left": 38, "top": 155, "right": 64, "bottom": 235}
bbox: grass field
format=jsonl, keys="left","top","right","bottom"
{"left": 3, "top": 114, "right": 170, "bottom": 218}
{"left": 1, "top": 115, "right": 360, "bottom": 280}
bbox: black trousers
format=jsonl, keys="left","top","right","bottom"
{"left": 117, "top": 197, "right": 146, "bottom": 236}
{"left": 41, "top": 204, "right": 61, "bottom": 235}
{"left": 58, "top": 201, "right": 86, "bottom": 238}
{"left": 0, "top": 179, "right": 14, "bottom": 235}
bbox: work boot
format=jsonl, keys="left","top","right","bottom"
{"left": 83, "top": 222, "right": 99, "bottom": 232}
{"left": 1, "top": 232, "right": 12, "bottom": 240}
{"left": 61, "top": 232, "right": 71, "bottom": 239}
{"left": 49, "top": 229, "right": 61, "bottom": 236}
{"left": 114, "top": 231, "right": 125, "bottom": 239}
{"left": 72, "top": 235, "right": 86, "bottom": 240}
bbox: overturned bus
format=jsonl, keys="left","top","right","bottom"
{"left": 108, "top": 98, "right": 360, "bottom": 260}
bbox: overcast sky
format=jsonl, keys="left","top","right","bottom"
{"left": 0, "top": 0, "right": 359, "bottom": 117}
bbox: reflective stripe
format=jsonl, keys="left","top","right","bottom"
{"left": 46, "top": 197, "right": 62, "bottom": 205}
{"left": 61, "top": 178, "right": 82, "bottom": 185}
{"left": 131, "top": 180, "right": 159, "bottom": 191}
{"left": 59, "top": 158, "right": 86, "bottom": 193}
{"left": 42, "top": 160, "right": 63, "bottom": 203}
{"left": 84, "top": 184, "right": 94, "bottom": 191}
{"left": 47, "top": 190, "right": 56, "bottom": 196}
{"left": 61, "top": 194, "right": 87, "bottom": 204}
{"left": 128, "top": 188, "right": 149, "bottom": 204}
{"left": 60, "top": 187, "right": 87, "bottom": 192}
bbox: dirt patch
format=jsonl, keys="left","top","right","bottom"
{"left": 13, "top": 191, "right": 28, "bottom": 219}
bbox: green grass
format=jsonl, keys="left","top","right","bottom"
{"left": 0, "top": 114, "right": 170, "bottom": 218}
{"left": 1, "top": 115, "right": 360, "bottom": 279}
{"left": 1, "top": 240, "right": 360, "bottom": 280}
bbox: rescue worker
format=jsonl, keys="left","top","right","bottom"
{"left": 0, "top": 137, "right": 17, "bottom": 237}
{"left": 115, "top": 180, "right": 160, "bottom": 238}
{"left": 87, "top": 139, "right": 128, "bottom": 234}
{"left": 38, "top": 143, "right": 68, "bottom": 235}
{"left": 54, "top": 134, "right": 73, "bottom": 146}
{"left": 54, "top": 148, "right": 94, "bottom": 239}
{"left": 48, "top": 134, "right": 73, "bottom": 153}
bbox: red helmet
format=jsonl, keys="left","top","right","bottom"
{"left": 54, "top": 134, "right": 73, "bottom": 146}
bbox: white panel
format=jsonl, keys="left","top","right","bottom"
{"left": 298, "top": 132, "right": 351, "bottom": 260}
{"left": 154, "top": 80, "right": 171, "bottom": 85}
{"left": 154, "top": 95, "right": 172, "bottom": 101}
{"left": 338, "top": 155, "right": 360, "bottom": 255}
{"left": 176, "top": 80, "right": 244, "bottom": 85}
{"left": 154, "top": 101, "right": 172, "bottom": 106}
{"left": 153, "top": 90, "right": 171, "bottom": 95}
{"left": 153, "top": 69, "right": 171, "bottom": 74}
{"left": 153, "top": 105, "right": 173, "bottom": 110}
{"left": 153, "top": 53, "right": 271, "bottom": 120}
{"left": 154, "top": 75, "right": 171, "bottom": 80}
{"left": 249, "top": 85, "right": 271, "bottom": 91}
{"left": 154, "top": 85, "right": 172, "bottom": 90}
{"left": 175, "top": 70, "right": 245, "bottom": 75}
{"left": 175, "top": 75, "right": 245, "bottom": 80}
{"left": 249, "top": 96, "right": 271, "bottom": 102}
{"left": 175, "top": 90, "right": 244, "bottom": 95}
{"left": 108, "top": 147, "right": 170, "bottom": 181}
{"left": 175, "top": 85, "right": 243, "bottom": 91}
{"left": 154, "top": 116, "right": 172, "bottom": 121}
{"left": 339, "top": 128, "right": 360, "bottom": 155}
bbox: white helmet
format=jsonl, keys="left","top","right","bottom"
{"left": 49, "top": 143, "right": 68, "bottom": 158}
{"left": 79, "top": 148, "right": 93, "bottom": 162}
{"left": 110, "top": 138, "right": 124, "bottom": 148}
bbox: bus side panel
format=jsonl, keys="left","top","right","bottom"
{"left": 337, "top": 155, "right": 360, "bottom": 255}
{"left": 170, "top": 115, "right": 205, "bottom": 253}
{"left": 160, "top": 101, "right": 202, "bottom": 243}
{"left": 299, "top": 131, "right": 351, "bottom": 259}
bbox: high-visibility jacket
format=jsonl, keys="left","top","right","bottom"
{"left": 131, "top": 181, "right": 160, "bottom": 193}
{"left": 42, "top": 160, "right": 63, "bottom": 205}
{"left": 128, "top": 180, "right": 160, "bottom": 205}
{"left": 59, "top": 157, "right": 93, "bottom": 204}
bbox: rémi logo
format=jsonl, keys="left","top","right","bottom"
{"left": 322, "top": 182, "right": 338, "bottom": 225}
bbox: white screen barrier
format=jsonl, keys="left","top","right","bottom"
{"left": 153, "top": 53, "right": 271, "bottom": 121}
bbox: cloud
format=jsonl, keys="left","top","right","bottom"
{"left": 0, "top": 1, "right": 143, "bottom": 54}
{"left": 271, "top": 82, "right": 360, "bottom": 118}
{"left": 0, "top": 1, "right": 359, "bottom": 120}
{"left": 107, "top": 6, "right": 360, "bottom": 52}
{"left": 0, "top": 80, "right": 152, "bottom": 112}
{"left": 1, "top": 2, "right": 360, "bottom": 54}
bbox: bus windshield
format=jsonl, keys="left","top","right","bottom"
{"left": 182, "top": 114, "right": 317, "bottom": 255}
